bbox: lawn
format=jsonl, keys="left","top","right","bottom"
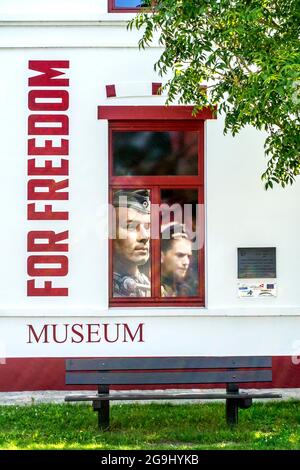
{"left": 0, "top": 400, "right": 299, "bottom": 450}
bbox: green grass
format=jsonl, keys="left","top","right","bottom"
{"left": 0, "top": 400, "right": 300, "bottom": 450}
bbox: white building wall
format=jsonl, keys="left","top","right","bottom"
{"left": 206, "top": 118, "right": 300, "bottom": 311}
{"left": 0, "top": 0, "right": 110, "bottom": 20}
{"left": 0, "top": 0, "right": 300, "bottom": 358}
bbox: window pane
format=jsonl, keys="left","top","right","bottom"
{"left": 114, "top": 0, "right": 144, "bottom": 7}
{"left": 112, "top": 189, "right": 151, "bottom": 297}
{"left": 113, "top": 131, "right": 198, "bottom": 176}
{"left": 160, "top": 189, "right": 199, "bottom": 297}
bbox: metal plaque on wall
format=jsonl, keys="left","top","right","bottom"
{"left": 237, "top": 247, "right": 277, "bottom": 298}
{"left": 238, "top": 247, "right": 276, "bottom": 279}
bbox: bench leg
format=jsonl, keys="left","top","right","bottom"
{"left": 226, "top": 399, "right": 238, "bottom": 425}
{"left": 93, "top": 400, "right": 110, "bottom": 431}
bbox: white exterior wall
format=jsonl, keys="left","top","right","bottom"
{"left": 1, "top": 0, "right": 300, "bottom": 359}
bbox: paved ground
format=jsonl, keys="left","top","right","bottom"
{"left": 0, "top": 389, "right": 299, "bottom": 405}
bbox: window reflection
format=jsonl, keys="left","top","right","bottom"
{"left": 160, "top": 190, "right": 199, "bottom": 297}
{"left": 112, "top": 189, "right": 151, "bottom": 297}
{"left": 113, "top": 131, "right": 198, "bottom": 176}
{"left": 115, "top": 1, "right": 145, "bottom": 7}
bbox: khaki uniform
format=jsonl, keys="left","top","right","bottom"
{"left": 161, "top": 277, "right": 192, "bottom": 298}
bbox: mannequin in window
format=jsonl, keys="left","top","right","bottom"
{"left": 113, "top": 189, "right": 151, "bottom": 297}
{"left": 161, "top": 222, "right": 194, "bottom": 297}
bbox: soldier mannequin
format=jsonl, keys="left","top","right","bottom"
{"left": 161, "top": 223, "right": 193, "bottom": 297}
{"left": 113, "top": 189, "right": 151, "bottom": 297}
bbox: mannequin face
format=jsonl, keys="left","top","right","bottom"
{"left": 161, "top": 238, "right": 192, "bottom": 282}
{"left": 114, "top": 207, "right": 150, "bottom": 266}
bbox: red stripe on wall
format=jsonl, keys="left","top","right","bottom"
{"left": 0, "top": 357, "right": 299, "bottom": 392}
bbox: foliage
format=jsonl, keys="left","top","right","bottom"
{"left": 0, "top": 401, "right": 300, "bottom": 449}
{"left": 129, "top": 0, "right": 300, "bottom": 188}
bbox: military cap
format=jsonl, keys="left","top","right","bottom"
{"left": 161, "top": 222, "right": 188, "bottom": 240}
{"left": 161, "top": 221, "right": 194, "bottom": 241}
{"left": 113, "top": 189, "right": 150, "bottom": 214}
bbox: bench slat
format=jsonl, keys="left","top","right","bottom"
{"left": 66, "top": 369, "right": 272, "bottom": 385}
{"left": 65, "top": 392, "right": 281, "bottom": 402}
{"left": 66, "top": 356, "right": 271, "bottom": 371}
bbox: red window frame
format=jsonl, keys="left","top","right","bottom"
{"left": 99, "top": 105, "right": 215, "bottom": 308}
{"left": 108, "top": 0, "right": 141, "bottom": 12}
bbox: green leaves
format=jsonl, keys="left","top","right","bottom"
{"left": 131, "top": 0, "right": 300, "bottom": 188}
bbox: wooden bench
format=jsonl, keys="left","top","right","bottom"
{"left": 64, "top": 356, "right": 281, "bottom": 430}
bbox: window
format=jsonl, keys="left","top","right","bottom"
{"left": 108, "top": 0, "right": 146, "bottom": 12}
{"left": 107, "top": 116, "right": 206, "bottom": 307}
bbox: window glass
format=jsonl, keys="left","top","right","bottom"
{"left": 112, "top": 189, "right": 151, "bottom": 297}
{"left": 114, "top": 0, "right": 144, "bottom": 7}
{"left": 160, "top": 189, "right": 199, "bottom": 297}
{"left": 108, "top": 119, "right": 204, "bottom": 307}
{"left": 113, "top": 131, "right": 198, "bottom": 176}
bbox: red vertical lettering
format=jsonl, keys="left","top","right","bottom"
{"left": 28, "top": 90, "right": 69, "bottom": 111}
{"left": 27, "top": 231, "right": 69, "bottom": 252}
{"left": 28, "top": 60, "right": 69, "bottom": 87}
{"left": 27, "top": 280, "right": 68, "bottom": 296}
{"left": 27, "top": 255, "right": 68, "bottom": 276}
{"left": 28, "top": 159, "right": 69, "bottom": 176}
{"left": 28, "top": 138, "right": 69, "bottom": 155}
{"left": 27, "top": 203, "right": 68, "bottom": 220}
{"left": 28, "top": 115, "right": 69, "bottom": 135}
{"left": 27, "top": 179, "right": 69, "bottom": 200}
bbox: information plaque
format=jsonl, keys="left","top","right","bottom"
{"left": 238, "top": 247, "right": 276, "bottom": 279}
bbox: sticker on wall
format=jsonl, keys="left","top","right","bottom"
{"left": 238, "top": 280, "right": 277, "bottom": 298}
